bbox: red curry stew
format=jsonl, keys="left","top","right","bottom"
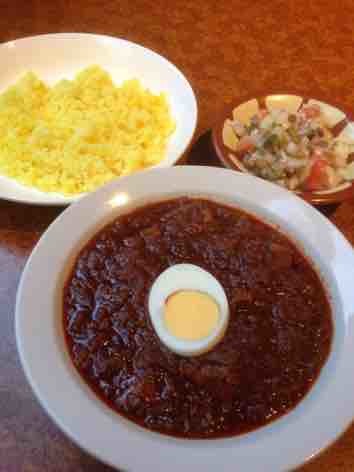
{"left": 63, "top": 198, "right": 332, "bottom": 438}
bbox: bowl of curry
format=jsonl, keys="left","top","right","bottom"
{"left": 16, "top": 166, "right": 354, "bottom": 471}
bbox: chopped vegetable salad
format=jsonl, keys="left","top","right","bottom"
{"left": 229, "top": 104, "right": 354, "bottom": 192}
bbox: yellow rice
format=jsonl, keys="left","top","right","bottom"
{"left": 0, "top": 66, "right": 175, "bottom": 195}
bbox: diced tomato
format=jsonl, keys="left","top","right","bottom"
{"left": 303, "top": 159, "right": 330, "bottom": 191}
{"left": 236, "top": 136, "right": 255, "bottom": 159}
{"left": 302, "top": 104, "right": 321, "bottom": 120}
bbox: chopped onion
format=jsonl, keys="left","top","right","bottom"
{"left": 288, "top": 175, "right": 299, "bottom": 190}
{"left": 260, "top": 114, "right": 274, "bottom": 130}
{"left": 339, "top": 162, "right": 354, "bottom": 181}
{"left": 286, "top": 142, "right": 298, "bottom": 155}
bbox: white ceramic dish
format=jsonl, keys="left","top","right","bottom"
{"left": 0, "top": 33, "right": 197, "bottom": 205}
{"left": 16, "top": 167, "right": 354, "bottom": 471}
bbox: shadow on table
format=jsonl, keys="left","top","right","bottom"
{"left": 0, "top": 199, "right": 63, "bottom": 232}
{"left": 318, "top": 204, "right": 340, "bottom": 218}
{"left": 185, "top": 130, "right": 222, "bottom": 168}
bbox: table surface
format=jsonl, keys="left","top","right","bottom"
{"left": 1, "top": 1, "right": 354, "bottom": 470}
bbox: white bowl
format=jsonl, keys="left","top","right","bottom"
{"left": 16, "top": 166, "right": 354, "bottom": 471}
{"left": 0, "top": 33, "right": 197, "bottom": 205}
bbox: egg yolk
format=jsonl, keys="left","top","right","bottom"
{"left": 164, "top": 290, "right": 219, "bottom": 341}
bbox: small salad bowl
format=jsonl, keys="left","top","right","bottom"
{"left": 212, "top": 94, "right": 354, "bottom": 205}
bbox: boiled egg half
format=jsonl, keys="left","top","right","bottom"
{"left": 148, "top": 264, "right": 229, "bottom": 356}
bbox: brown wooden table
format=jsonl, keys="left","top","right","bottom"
{"left": 1, "top": 1, "right": 354, "bottom": 470}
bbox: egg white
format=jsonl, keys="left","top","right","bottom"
{"left": 148, "top": 264, "right": 229, "bottom": 356}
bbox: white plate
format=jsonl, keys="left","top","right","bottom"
{"left": 16, "top": 166, "right": 354, "bottom": 471}
{"left": 214, "top": 94, "right": 354, "bottom": 206}
{"left": 0, "top": 33, "right": 197, "bottom": 205}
